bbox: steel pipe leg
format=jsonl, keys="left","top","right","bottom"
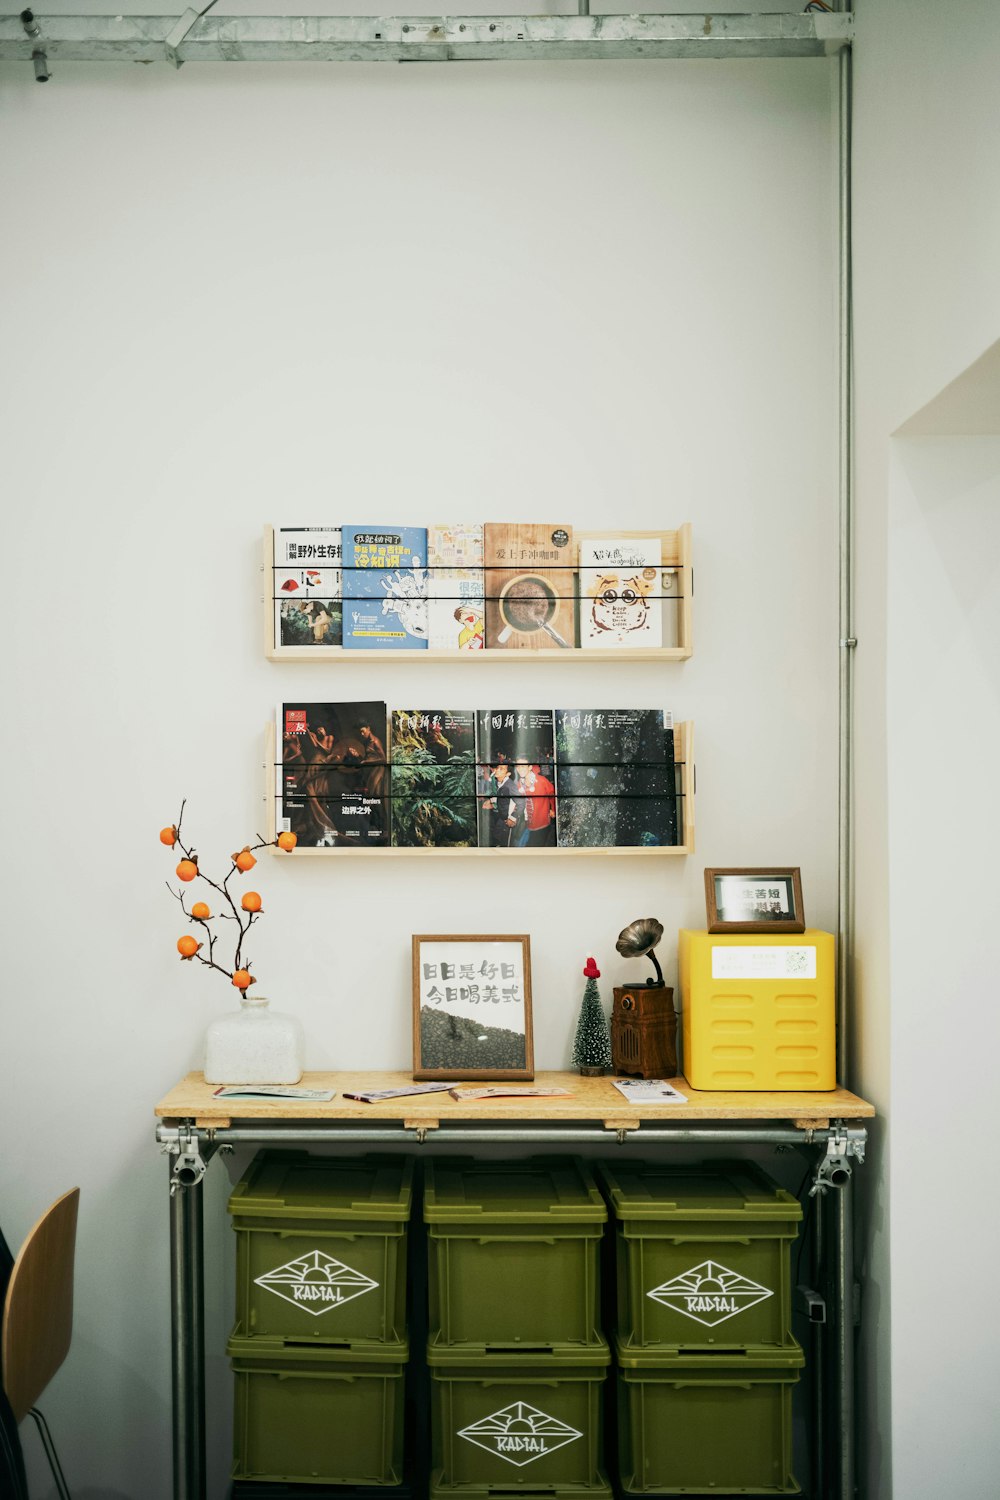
{"left": 170, "top": 1164, "right": 206, "bottom": 1500}
{"left": 831, "top": 1170, "right": 855, "bottom": 1500}
{"left": 810, "top": 1187, "right": 825, "bottom": 1500}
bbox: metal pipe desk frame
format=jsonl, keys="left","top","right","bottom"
{"left": 155, "top": 1071, "right": 873, "bottom": 1500}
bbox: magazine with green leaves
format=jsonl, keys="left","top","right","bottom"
{"left": 390, "top": 709, "right": 478, "bottom": 847}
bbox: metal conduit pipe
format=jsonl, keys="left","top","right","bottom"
{"left": 836, "top": 0, "right": 855, "bottom": 1094}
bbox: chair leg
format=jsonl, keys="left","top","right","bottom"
{"left": 27, "top": 1409, "right": 72, "bottom": 1500}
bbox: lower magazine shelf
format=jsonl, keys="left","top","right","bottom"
{"left": 264, "top": 720, "right": 695, "bottom": 856}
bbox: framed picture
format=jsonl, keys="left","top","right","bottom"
{"left": 704, "top": 868, "right": 806, "bottom": 934}
{"left": 412, "top": 934, "right": 534, "bottom": 1080}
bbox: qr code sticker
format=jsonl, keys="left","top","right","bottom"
{"left": 786, "top": 950, "right": 809, "bottom": 975}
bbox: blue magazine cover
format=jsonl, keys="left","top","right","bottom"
{"left": 342, "top": 527, "right": 429, "bottom": 649}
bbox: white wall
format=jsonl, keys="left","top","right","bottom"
{"left": 853, "top": 2, "right": 1000, "bottom": 1496}
{"left": 886, "top": 437, "right": 1000, "bottom": 1493}
{"left": 0, "top": 54, "right": 838, "bottom": 1500}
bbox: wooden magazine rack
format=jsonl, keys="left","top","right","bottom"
{"left": 262, "top": 523, "right": 693, "bottom": 662}
{"left": 263, "top": 718, "right": 695, "bottom": 857}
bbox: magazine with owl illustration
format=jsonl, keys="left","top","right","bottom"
{"left": 274, "top": 525, "right": 343, "bottom": 648}
{"left": 578, "top": 536, "right": 667, "bottom": 649}
{"left": 390, "top": 709, "right": 479, "bottom": 848}
{"left": 277, "top": 701, "right": 390, "bottom": 847}
{"left": 341, "top": 526, "right": 428, "bottom": 649}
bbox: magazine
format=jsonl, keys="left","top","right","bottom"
{"left": 577, "top": 536, "right": 662, "bottom": 649}
{"left": 475, "top": 709, "right": 557, "bottom": 848}
{"left": 555, "top": 708, "right": 678, "bottom": 847}
{"left": 213, "top": 1085, "right": 337, "bottom": 1101}
{"left": 277, "top": 701, "right": 389, "bottom": 847}
{"left": 390, "top": 709, "right": 478, "bottom": 848}
{"left": 428, "top": 523, "right": 485, "bottom": 650}
{"left": 341, "top": 1082, "right": 455, "bottom": 1102}
{"left": 484, "top": 523, "right": 574, "bottom": 650}
{"left": 342, "top": 527, "right": 428, "bottom": 649}
{"left": 610, "top": 1078, "right": 688, "bottom": 1104}
{"left": 448, "top": 1086, "right": 572, "bottom": 1101}
{"left": 273, "top": 525, "right": 342, "bottom": 648}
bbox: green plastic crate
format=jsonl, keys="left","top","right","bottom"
{"left": 229, "top": 1151, "right": 414, "bottom": 1345}
{"left": 615, "top": 1339, "right": 804, "bottom": 1494}
{"left": 228, "top": 1327, "right": 407, "bottom": 1486}
{"left": 598, "top": 1162, "right": 801, "bottom": 1351}
{"left": 428, "top": 1340, "right": 611, "bottom": 1491}
{"left": 424, "top": 1158, "right": 606, "bottom": 1350}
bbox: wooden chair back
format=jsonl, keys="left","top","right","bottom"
{"left": 1, "top": 1189, "right": 80, "bottom": 1424}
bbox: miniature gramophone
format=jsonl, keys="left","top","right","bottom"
{"left": 612, "top": 918, "right": 678, "bottom": 1079}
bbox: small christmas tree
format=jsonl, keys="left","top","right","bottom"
{"left": 572, "top": 957, "right": 612, "bottom": 1076}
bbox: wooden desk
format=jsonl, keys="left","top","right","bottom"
{"left": 156, "top": 1069, "right": 874, "bottom": 1133}
{"left": 155, "top": 1071, "right": 873, "bottom": 1500}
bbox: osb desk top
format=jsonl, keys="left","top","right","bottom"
{"left": 155, "top": 1071, "right": 875, "bottom": 1132}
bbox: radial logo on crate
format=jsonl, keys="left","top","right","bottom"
{"left": 459, "top": 1402, "right": 582, "bottom": 1466}
{"left": 255, "top": 1249, "right": 379, "bottom": 1315}
{"left": 647, "top": 1259, "right": 773, "bottom": 1328}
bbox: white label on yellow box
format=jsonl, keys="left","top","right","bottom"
{"left": 711, "top": 946, "right": 817, "bottom": 980}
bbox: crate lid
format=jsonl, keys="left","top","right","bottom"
{"left": 615, "top": 1334, "right": 804, "bottom": 1372}
{"left": 228, "top": 1323, "right": 409, "bottom": 1367}
{"left": 428, "top": 1336, "right": 611, "bottom": 1371}
{"left": 597, "top": 1161, "right": 802, "bottom": 1222}
{"left": 228, "top": 1151, "right": 414, "bottom": 1223}
{"left": 424, "top": 1157, "right": 606, "bottom": 1224}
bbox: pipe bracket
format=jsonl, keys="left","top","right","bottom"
{"left": 162, "top": 1124, "right": 215, "bottom": 1194}
{"left": 164, "top": 7, "right": 201, "bottom": 68}
{"left": 809, "top": 1123, "right": 865, "bottom": 1195}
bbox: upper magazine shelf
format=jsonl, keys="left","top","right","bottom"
{"left": 262, "top": 524, "right": 693, "bottom": 662}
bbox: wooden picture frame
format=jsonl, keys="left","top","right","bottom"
{"left": 412, "top": 934, "right": 534, "bottom": 1080}
{"left": 704, "top": 867, "right": 806, "bottom": 934}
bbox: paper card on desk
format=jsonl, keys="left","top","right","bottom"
{"left": 449, "top": 1086, "right": 573, "bottom": 1101}
{"left": 212, "top": 1085, "right": 337, "bottom": 1101}
{"left": 341, "top": 1082, "right": 455, "bottom": 1103}
{"left": 611, "top": 1079, "right": 687, "bottom": 1105}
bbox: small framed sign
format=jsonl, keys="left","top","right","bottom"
{"left": 412, "top": 934, "right": 534, "bottom": 1081}
{"left": 704, "top": 868, "right": 806, "bottom": 934}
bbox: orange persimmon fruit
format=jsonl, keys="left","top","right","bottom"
{"left": 160, "top": 826, "right": 177, "bottom": 847}
{"left": 241, "top": 891, "right": 263, "bottom": 914}
{"left": 233, "top": 848, "right": 257, "bottom": 873}
{"left": 176, "top": 859, "right": 198, "bottom": 882}
{"left": 276, "top": 831, "right": 297, "bottom": 851}
{"left": 191, "top": 902, "right": 211, "bottom": 920}
{"left": 177, "top": 935, "right": 200, "bottom": 959}
{"left": 232, "top": 969, "right": 253, "bottom": 990}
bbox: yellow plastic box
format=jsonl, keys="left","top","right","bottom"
{"left": 679, "top": 929, "right": 835, "bottom": 1091}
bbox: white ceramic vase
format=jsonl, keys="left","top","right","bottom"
{"left": 203, "top": 995, "right": 304, "bottom": 1085}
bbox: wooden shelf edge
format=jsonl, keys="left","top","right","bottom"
{"left": 265, "top": 647, "right": 693, "bottom": 663}
{"left": 266, "top": 844, "right": 692, "bottom": 857}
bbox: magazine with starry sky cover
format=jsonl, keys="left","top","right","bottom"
{"left": 555, "top": 709, "right": 677, "bottom": 847}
